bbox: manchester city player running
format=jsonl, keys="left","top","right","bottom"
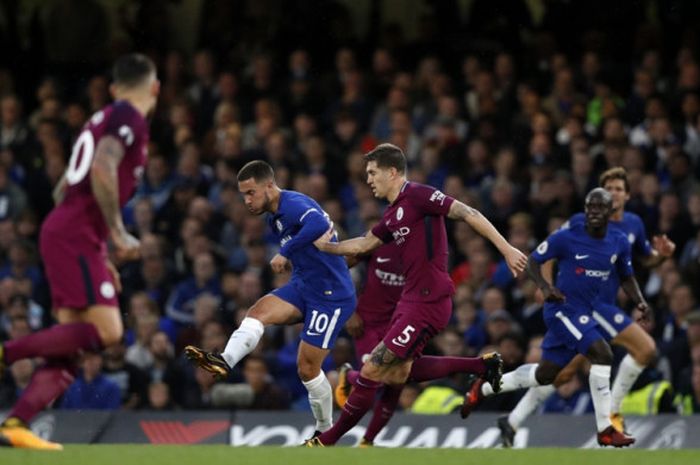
{"left": 305, "top": 143, "right": 527, "bottom": 446}
{"left": 498, "top": 167, "right": 675, "bottom": 446}
{"left": 185, "top": 160, "right": 356, "bottom": 437}
{"left": 461, "top": 188, "right": 643, "bottom": 447}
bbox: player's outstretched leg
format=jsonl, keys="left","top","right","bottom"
{"left": 498, "top": 385, "right": 556, "bottom": 447}
{"left": 408, "top": 353, "right": 503, "bottom": 390}
{"left": 497, "top": 416, "right": 516, "bottom": 448}
{"left": 362, "top": 384, "right": 403, "bottom": 446}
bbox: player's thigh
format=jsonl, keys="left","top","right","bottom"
{"left": 248, "top": 292, "right": 304, "bottom": 326}
{"left": 296, "top": 340, "right": 331, "bottom": 381}
{"left": 612, "top": 322, "right": 656, "bottom": 365}
{"left": 54, "top": 305, "right": 122, "bottom": 347}
{"left": 362, "top": 341, "right": 413, "bottom": 384}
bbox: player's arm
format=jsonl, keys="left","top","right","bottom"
{"left": 526, "top": 255, "right": 566, "bottom": 303}
{"left": 617, "top": 239, "right": 650, "bottom": 318}
{"left": 52, "top": 174, "right": 67, "bottom": 205}
{"left": 448, "top": 200, "right": 527, "bottom": 276}
{"left": 90, "top": 135, "right": 139, "bottom": 260}
{"left": 314, "top": 230, "right": 383, "bottom": 256}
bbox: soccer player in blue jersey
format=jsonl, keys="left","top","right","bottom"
{"left": 461, "top": 188, "right": 643, "bottom": 447}
{"left": 185, "top": 160, "right": 356, "bottom": 436}
{"left": 497, "top": 167, "right": 675, "bottom": 446}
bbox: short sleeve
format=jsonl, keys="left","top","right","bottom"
{"left": 531, "top": 230, "right": 567, "bottom": 263}
{"left": 632, "top": 216, "right": 653, "bottom": 257}
{"left": 371, "top": 220, "right": 393, "bottom": 243}
{"left": 104, "top": 104, "right": 141, "bottom": 150}
{"left": 616, "top": 236, "right": 634, "bottom": 279}
{"left": 409, "top": 183, "right": 455, "bottom": 216}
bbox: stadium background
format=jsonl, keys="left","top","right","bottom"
{"left": 0, "top": 0, "right": 699, "bottom": 421}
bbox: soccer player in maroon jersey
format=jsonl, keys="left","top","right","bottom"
{"left": 306, "top": 143, "right": 528, "bottom": 446}
{"left": 0, "top": 54, "right": 159, "bottom": 450}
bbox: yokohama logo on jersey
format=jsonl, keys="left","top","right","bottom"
{"left": 575, "top": 267, "right": 611, "bottom": 280}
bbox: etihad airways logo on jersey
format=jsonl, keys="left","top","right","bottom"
{"left": 375, "top": 268, "right": 405, "bottom": 286}
{"left": 575, "top": 267, "right": 611, "bottom": 280}
{"left": 392, "top": 227, "right": 411, "bottom": 245}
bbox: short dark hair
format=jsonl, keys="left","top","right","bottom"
{"left": 364, "top": 143, "right": 406, "bottom": 174}
{"left": 112, "top": 53, "right": 156, "bottom": 88}
{"left": 599, "top": 166, "right": 630, "bottom": 192}
{"left": 237, "top": 160, "right": 275, "bottom": 183}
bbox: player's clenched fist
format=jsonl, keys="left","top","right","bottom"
{"left": 270, "top": 253, "right": 291, "bottom": 273}
{"left": 111, "top": 229, "right": 141, "bottom": 261}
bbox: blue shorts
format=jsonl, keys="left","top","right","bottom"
{"left": 541, "top": 303, "right": 606, "bottom": 367}
{"left": 272, "top": 280, "right": 356, "bottom": 350}
{"left": 590, "top": 302, "right": 633, "bottom": 341}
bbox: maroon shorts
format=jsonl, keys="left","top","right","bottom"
{"left": 40, "top": 231, "right": 118, "bottom": 310}
{"left": 382, "top": 296, "right": 452, "bottom": 360}
{"left": 354, "top": 319, "right": 391, "bottom": 365}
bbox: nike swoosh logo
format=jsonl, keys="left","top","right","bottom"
{"left": 376, "top": 257, "right": 391, "bottom": 263}
{"left": 575, "top": 254, "right": 589, "bottom": 260}
{"left": 306, "top": 331, "right": 321, "bottom": 336}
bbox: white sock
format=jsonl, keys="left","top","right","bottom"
{"left": 221, "top": 317, "right": 264, "bottom": 368}
{"left": 482, "top": 363, "right": 539, "bottom": 396}
{"left": 589, "top": 364, "right": 612, "bottom": 432}
{"left": 508, "top": 385, "right": 556, "bottom": 429}
{"left": 611, "top": 354, "right": 645, "bottom": 413}
{"left": 302, "top": 371, "right": 333, "bottom": 432}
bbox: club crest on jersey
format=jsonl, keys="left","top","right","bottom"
{"left": 610, "top": 254, "right": 618, "bottom": 264}
{"left": 614, "top": 313, "right": 625, "bottom": 324}
{"left": 628, "top": 233, "right": 635, "bottom": 244}
{"left": 91, "top": 110, "right": 104, "bottom": 125}
{"left": 536, "top": 241, "right": 548, "bottom": 254}
{"left": 396, "top": 207, "right": 404, "bottom": 220}
{"left": 133, "top": 166, "right": 144, "bottom": 181}
{"left": 119, "top": 125, "right": 134, "bottom": 146}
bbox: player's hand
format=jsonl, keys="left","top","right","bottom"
{"left": 542, "top": 286, "right": 566, "bottom": 303}
{"left": 504, "top": 246, "right": 528, "bottom": 277}
{"left": 270, "top": 253, "right": 291, "bottom": 274}
{"left": 313, "top": 226, "right": 334, "bottom": 251}
{"left": 634, "top": 301, "right": 651, "bottom": 322}
{"left": 111, "top": 228, "right": 141, "bottom": 261}
{"left": 105, "top": 260, "right": 122, "bottom": 293}
{"left": 345, "top": 312, "right": 364, "bottom": 338}
{"left": 652, "top": 234, "right": 676, "bottom": 257}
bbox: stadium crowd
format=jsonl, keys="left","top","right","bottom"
{"left": 0, "top": 0, "right": 699, "bottom": 416}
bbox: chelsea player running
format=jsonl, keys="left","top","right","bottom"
{"left": 185, "top": 160, "right": 356, "bottom": 436}
{"left": 461, "top": 188, "right": 643, "bottom": 447}
{"left": 497, "top": 167, "right": 675, "bottom": 446}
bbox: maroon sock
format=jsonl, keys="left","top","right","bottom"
{"left": 364, "top": 385, "right": 402, "bottom": 443}
{"left": 3, "top": 322, "right": 103, "bottom": 364}
{"left": 9, "top": 359, "right": 78, "bottom": 424}
{"left": 409, "top": 356, "right": 485, "bottom": 382}
{"left": 317, "top": 375, "right": 381, "bottom": 445}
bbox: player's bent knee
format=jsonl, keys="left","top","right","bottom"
{"left": 587, "top": 341, "right": 613, "bottom": 365}
{"left": 535, "top": 365, "right": 557, "bottom": 385}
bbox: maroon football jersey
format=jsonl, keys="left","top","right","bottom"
{"left": 371, "top": 182, "right": 455, "bottom": 302}
{"left": 43, "top": 100, "right": 149, "bottom": 244}
{"left": 355, "top": 241, "right": 404, "bottom": 325}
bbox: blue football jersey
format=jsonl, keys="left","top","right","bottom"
{"left": 268, "top": 190, "right": 355, "bottom": 301}
{"left": 532, "top": 221, "right": 634, "bottom": 310}
{"left": 563, "top": 212, "right": 651, "bottom": 303}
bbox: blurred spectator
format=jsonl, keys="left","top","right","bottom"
{"left": 61, "top": 352, "right": 121, "bottom": 410}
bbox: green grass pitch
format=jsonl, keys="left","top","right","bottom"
{"left": 1, "top": 445, "right": 699, "bottom": 465}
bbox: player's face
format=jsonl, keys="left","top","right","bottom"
{"left": 584, "top": 195, "right": 612, "bottom": 228}
{"left": 366, "top": 161, "right": 392, "bottom": 199}
{"left": 603, "top": 179, "right": 629, "bottom": 213}
{"left": 239, "top": 178, "right": 272, "bottom": 215}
